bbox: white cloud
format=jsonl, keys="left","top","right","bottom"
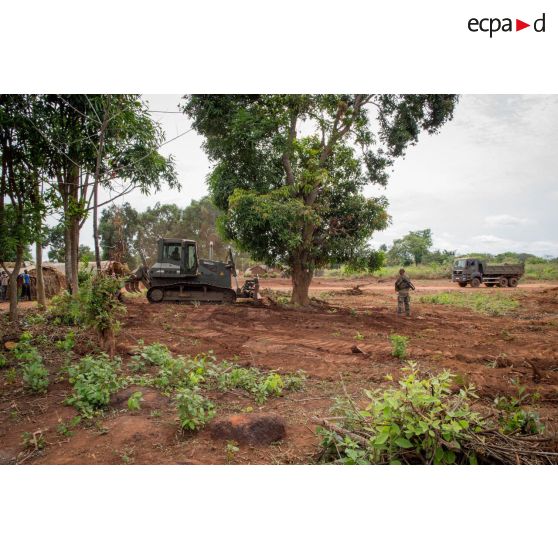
{"left": 472, "top": 235, "right": 507, "bottom": 244}
{"left": 71, "top": 94, "right": 558, "bottom": 258}
{"left": 484, "top": 214, "right": 531, "bottom": 227}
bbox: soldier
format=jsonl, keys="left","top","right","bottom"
{"left": 395, "top": 268, "right": 415, "bottom": 317}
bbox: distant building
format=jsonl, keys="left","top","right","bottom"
{"left": 244, "top": 264, "right": 270, "bottom": 276}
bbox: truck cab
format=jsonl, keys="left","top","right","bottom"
{"left": 452, "top": 258, "right": 483, "bottom": 286}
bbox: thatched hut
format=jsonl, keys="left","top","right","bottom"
{"left": 245, "top": 264, "right": 270, "bottom": 277}
{"left": 28, "top": 265, "right": 67, "bottom": 299}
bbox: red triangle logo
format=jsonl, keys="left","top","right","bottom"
{"left": 516, "top": 19, "right": 530, "bottom": 31}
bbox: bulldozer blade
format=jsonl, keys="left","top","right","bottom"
{"left": 125, "top": 280, "right": 140, "bottom": 293}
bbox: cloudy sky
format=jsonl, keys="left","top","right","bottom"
{"left": 83, "top": 94, "right": 558, "bottom": 257}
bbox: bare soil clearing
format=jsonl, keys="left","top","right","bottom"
{"left": 1, "top": 278, "right": 557, "bottom": 464}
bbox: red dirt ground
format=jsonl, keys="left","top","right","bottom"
{"left": 1, "top": 278, "right": 557, "bottom": 464}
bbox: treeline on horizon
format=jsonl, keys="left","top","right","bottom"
{"left": 43, "top": 201, "right": 557, "bottom": 273}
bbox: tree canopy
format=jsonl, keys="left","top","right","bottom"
{"left": 98, "top": 196, "right": 240, "bottom": 269}
{"left": 387, "top": 229, "right": 434, "bottom": 266}
{"left": 182, "top": 94, "right": 458, "bottom": 304}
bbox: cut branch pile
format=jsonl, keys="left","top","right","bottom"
{"left": 312, "top": 417, "right": 558, "bottom": 465}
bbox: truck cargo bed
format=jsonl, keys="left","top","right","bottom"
{"left": 484, "top": 264, "right": 524, "bottom": 276}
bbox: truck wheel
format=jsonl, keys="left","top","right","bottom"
{"left": 470, "top": 278, "right": 481, "bottom": 288}
{"left": 458, "top": 282, "right": 468, "bottom": 288}
{"left": 508, "top": 277, "right": 518, "bottom": 288}
{"left": 498, "top": 277, "right": 508, "bottom": 288}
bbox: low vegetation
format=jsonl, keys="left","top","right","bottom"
{"left": 316, "top": 364, "right": 554, "bottom": 465}
{"left": 83, "top": 274, "right": 126, "bottom": 354}
{"left": 389, "top": 334, "right": 408, "bottom": 359}
{"left": 14, "top": 332, "right": 49, "bottom": 393}
{"left": 175, "top": 387, "right": 216, "bottom": 431}
{"left": 494, "top": 381, "right": 543, "bottom": 435}
{"left": 65, "top": 354, "right": 122, "bottom": 418}
{"left": 128, "top": 342, "right": 305, "bottom": 407}
{"left": 419, "top": 291, "right": 519, "bottom": 315}
{"left": 127, "top": 391, "right": 144, "bottom": 411}
{"left": 211, "top": 361, "right": 305, "bottom": 404}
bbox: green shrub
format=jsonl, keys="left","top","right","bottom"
{"left": 127, "top": 391, "right": 144, "bottom": 411}
{"left": 213, "top": 363, "right": 305, "bottom": 404}
{"left": 0, "top": 354, "right": 7, "bottom": 368}
{"left": 22, "top": 360, "right": 50, "bottom": 393}
{"left": 127, "top": 344, "right": 305, "bottom": 404}
{"left": 225, "top": 440, "right": 240, "bottom": 463}
{"left": 65, "top": 354, "right": 122, "bottom": 417}
{"left": 318, "top": 364, "right": 485, "bottom": 464}
{"left": 175, "top": 387, "right": 216, "bottom": 431}
{"left": 55, "top": 331, "right": 76, "bottom": 352}
{"left": 24, "top": 312, "right": 47, "bottom": 326}
{"left": 215, "top": 365, "right": 259, "bottom": 392}
{"left": 129, "top": 341, "right": 173, "bottom": 370}
{"left": 494, "top": 382, "right": 543, "bottom": 435}
{"left": 56, "top": 416, "right": 81, "bottom": 438}
{"left": 48, "top": 291, "right": 84, "bottom": 326}
{"left": 255, "top": 373, "right": 285, "bottom": 403}
{"left": 283, "top": 372, "right": 306, "bottom": 392}
{"left": 78, "top": 261, "right": 94, "bottom": 286}
{"left": 389, "top": 334, "right": 408, "bottom": 359}
{"left": 83, "top": 274, "right": 126, "bottom": 350}
{"left": 14, "top": 332, "right": 49, "bottom": 393}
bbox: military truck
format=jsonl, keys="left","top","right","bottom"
{"left": 452, "top": 258, "right": 524, "bottom": 288}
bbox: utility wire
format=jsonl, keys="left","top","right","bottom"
{"left": 147, "top": 110, "right": 184, "bottom": 114}
{"left": 25, "top": 98, "right": 195, "bottom": 187}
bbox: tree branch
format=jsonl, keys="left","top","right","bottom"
{"left": 282, "top": 111, "right": 298, "bottom": 186}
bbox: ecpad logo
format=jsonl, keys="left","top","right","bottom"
{"left": 468, "top": 13, "right": 546, "bottom": 37}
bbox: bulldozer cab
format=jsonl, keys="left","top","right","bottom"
{"left": 152, "top": 238, "right": 198, "bottom": 278}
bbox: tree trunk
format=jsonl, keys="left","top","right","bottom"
{"left": 34, "top": 180, "right": 46, "bottom": 310}
{"left": 93, "top": 183, "right": 101, "bottom": 271}
{"left": 93, "top": 102, "right": 110, "bottom": 272}
{"left": 64, "top": 220, "right": 73, "bottom": 294}
{"left": 70, "top": 215, "right": 79, "bottom": 296}
{"left": 291, "top": 256, "right": 313, "bottom": 306}
{"left": 35, "top": 242, "right": 46, "bottom": 310}
{"left": 8, "top": 245, "right": 23, "bottom": 322}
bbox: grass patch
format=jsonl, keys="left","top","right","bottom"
{"left": 419, "top": 291, "right": 519, "bottom": 316}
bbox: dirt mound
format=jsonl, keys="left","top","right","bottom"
{"left": 210, "top": 414, "right": 286, "bottom": 445}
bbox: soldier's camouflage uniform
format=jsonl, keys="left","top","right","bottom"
{"left": 395, "top": 274, "right": 412, "bottom": 316}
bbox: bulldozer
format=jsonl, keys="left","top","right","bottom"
{"left": 125, "top": 238, "right": 259, "bottom": 304}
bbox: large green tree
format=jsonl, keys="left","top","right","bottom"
{"left": 98, "top": 202, "right": 140, "bottom": 267}
{"left": 98, "top": 196, "right": 234, "bottom": 268}
{"left": 0, "top": 95, "right": 51, "bottom": 320}
{"left": 34, "top": 94, "right": 179, "bottom": 295}
{"left": 387, "top": 229, "right": 433, "bottom": 266}
{"left": 183, "top": 94, "right": 458, "bottom": 304}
